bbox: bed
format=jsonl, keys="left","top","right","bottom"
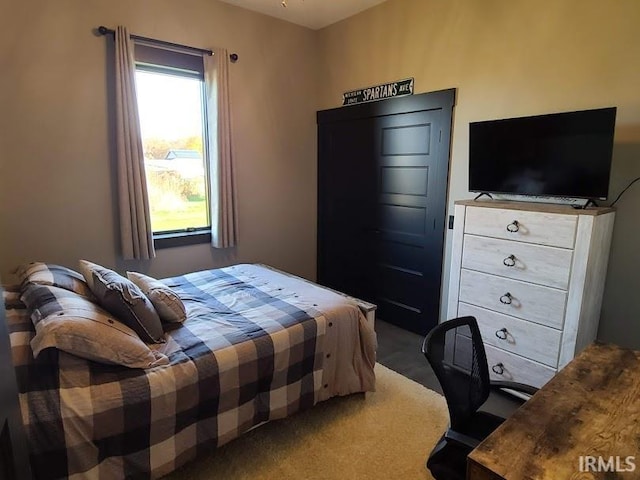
{"left": 2, "top": 262, "right": 377, "bottom": 479}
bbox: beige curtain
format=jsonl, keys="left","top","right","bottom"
{"left": 204, "top": 49, "right": 238, "bottom": 248}
{"left": 114, "top": 26, "right": 155, "bottom": 259}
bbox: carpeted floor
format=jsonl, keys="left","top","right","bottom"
{"left": 164, "top": 364, "right": 449, "bottom": 479}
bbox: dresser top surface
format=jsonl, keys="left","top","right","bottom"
{"left": 455, "top": 199, "right": 615, "bottom": 216}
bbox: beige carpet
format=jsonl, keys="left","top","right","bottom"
{"left": 165, "top": 364, "right": 448, "bottom": 480}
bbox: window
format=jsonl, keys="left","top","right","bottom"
{"left": 134, "top": 44, "right": 210, "bottom": 246}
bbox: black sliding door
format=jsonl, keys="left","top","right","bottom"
{"left": 317, "top": 89, "right": 455, "bottom": 335}
{"left": 317, "top": 116, "right": 377, "bottom": 303}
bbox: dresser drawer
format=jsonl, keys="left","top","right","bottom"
{"left": 464, "top": 206, "right": 577, "bottom": 248}
{"left": 459, "top": 269, "right": 567, "bottom": 329}
{"left": 458, "top": 303, "right": 561, "bottom": 367}
{"left": 485, "top": 344, "right": 556, "bottom": 389}
{"left": 462, "top": 234, "right": 573, "bottom": 289}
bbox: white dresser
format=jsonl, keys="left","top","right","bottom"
{"left": 447, "top": 200, "right": 615, "bottom": 388}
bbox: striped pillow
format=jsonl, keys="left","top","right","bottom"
{"left": 17, "top": 262, "right": 95, "bottom": 300}
{"left": 79, "top": 260, "right": 165, "bottom": 344}
{"left": 21, "top": 283, "right": 169, "bottom": 369}
{"left": 127, "top": 271, "right": 187, "bottom": 324}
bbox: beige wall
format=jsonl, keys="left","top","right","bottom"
{"left": 0, "top": 0, "right": 319, "bottom": 281}
{"left": 317, "top": 0, "right": 640, "bottom": 348}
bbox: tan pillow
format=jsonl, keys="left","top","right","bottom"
{"left": 77, "top": 259, "right": 97, "bottom": 291}
{"left": 17, "top": 262, "right": 95, "bottom": 300}
{"left": 23, "top": 283, "right": 169, "bottom": 369}
{"left": 79, "top": 260, "right": 164, "bottom": 343}
{"left": 127, "top": 271, "right": 187, "bottom": 324}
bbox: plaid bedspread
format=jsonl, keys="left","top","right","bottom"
{"left": 6, "top": 265, "right": 353, "bottom": 479}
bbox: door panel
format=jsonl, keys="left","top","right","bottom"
{"left": 381, "top": 124, "right": 432, "bottom": 155}
{"left": 379, "top": 204, "right": 427, "bottom": 235}
{"left": 374, "top": 109, "right": 445, "bottom": 334}
{"left": 381, "top": 166, "right": 429, "bottom": 195}
{"left": 378, "top": 242, "right": 425, "bottom": 273}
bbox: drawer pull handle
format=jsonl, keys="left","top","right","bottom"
{"left": 506, "top": 220, "right": 520, "bottom": 233}
{"left": 492, "top": 363, "right": 505, "bottom": 375}
{"left": 495, "top": 328, "right": 508, "bottom": 340}
{"left": 503, "top": 254, "right": 516, "bottom": 267}
{"left": 499, "top": 293, "right": 513, "bottom": 305}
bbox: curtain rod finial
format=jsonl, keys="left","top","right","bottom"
{"left": 96, "top": 25, "right": 114, "bottom": 36}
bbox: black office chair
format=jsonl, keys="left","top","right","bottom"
{"left": 421, "top": 316, "right": 538, "bottom": 480}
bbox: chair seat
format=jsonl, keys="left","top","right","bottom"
{"left": 459, "top": 410, "right": 505, "bottom": 441}
{"left": 427, "top": 436, "right": 468, "bottom": 480}
{"left": 427, "top": 409, "right": 506, "bottom": 479}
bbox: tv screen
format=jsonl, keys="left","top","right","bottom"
{"left": 469, "top": 107, "right": 617, "bottom": 200}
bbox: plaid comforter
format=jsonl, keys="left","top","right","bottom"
{"left": 5, "top": 264, "right": 374, "bottom": 479}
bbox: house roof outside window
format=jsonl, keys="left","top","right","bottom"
{"left": 165, "top": 149, "right": 201, "bottom": 160}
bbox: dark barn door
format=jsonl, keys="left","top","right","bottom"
{"left": 317, "top": 89, "right": 455, "bottom": 336}
{"left": 316, "top": 116, "right": 377, "bottom": 303}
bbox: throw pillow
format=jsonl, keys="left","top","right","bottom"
{"left": 127, "top": 271, "right": 187, "bottom": 324}
{"left": 17, "top": 262, "right": 95, "bottom": 300}
{"left": 22, "top": 283, "right": 169, "bottom": 369}
{"left": 79, "top": 260, "right": 164, "bottom": 344}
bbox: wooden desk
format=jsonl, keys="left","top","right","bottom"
{"left": 468, "top": 342, "right": 640, "bottom": 479}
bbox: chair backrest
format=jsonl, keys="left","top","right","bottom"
{"left": 422, "top": 316, "right": 490, "bottom": 431}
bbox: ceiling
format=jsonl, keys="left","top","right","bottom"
{"left": 218, "top": 0, "right": 389, "bottom": 30}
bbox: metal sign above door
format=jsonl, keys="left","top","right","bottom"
{"left": 342, "top": 78, "right": 414, "bottom": 106}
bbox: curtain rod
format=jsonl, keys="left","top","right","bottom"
{"left": 97, "top": 26, "right": 238, "bottom": 62}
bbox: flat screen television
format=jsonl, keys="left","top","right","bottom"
{"left": 469, "top": 107, "right": 617, "bottom": 200}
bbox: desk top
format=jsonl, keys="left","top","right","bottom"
{"left": 468, "top": 342, "right": 640, "bottom": 479}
